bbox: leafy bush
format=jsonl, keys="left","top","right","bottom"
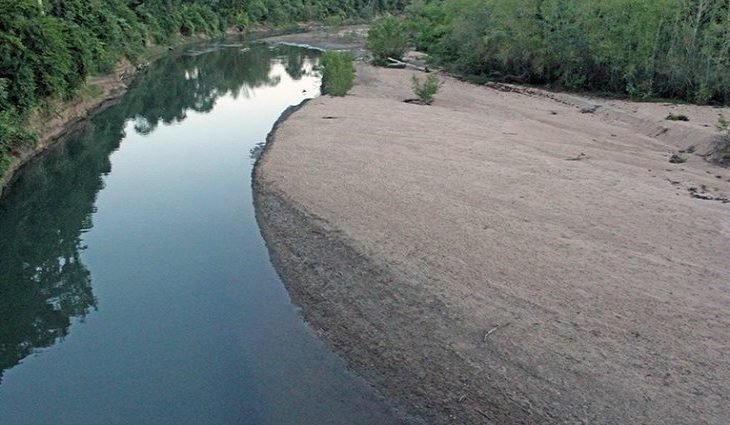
{"left": 714, "top": 114, "right": 730, "bottom": 165}
{"left": 324, "top": 14, "right": 344, "bottom": 27}
{"left": 411, "top": 74, "right": 440, "bottom": 105}
{"left": 321, "top": 51, "right": 355, "bottom": 96}
{"left": 232, "top": 12, "right": 251, "bottom": 31}
{"left": 0, "top": 109, "right": 35, "bottom": 175}
{"left": 367, "top": 16, "right": 409, "bottom": 65}
{"left": 717, "top": 114, "right": 729, "bottom": 139}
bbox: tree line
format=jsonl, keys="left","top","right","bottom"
{"left": 3, "top": 0, "right": 728, "bottom": 178}
{"left": 404, "top": 0, "right": 730, "bottom": 104}
{"left": 0, "top": 0, "right": 406, "bottom": 176}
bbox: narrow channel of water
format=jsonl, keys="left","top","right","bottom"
{"left": 0, "top": 44, "right": 401, "bottom": 424}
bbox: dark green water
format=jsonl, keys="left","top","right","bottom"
{"left": 0, "top": 44, "right": 403, "bottom": 424}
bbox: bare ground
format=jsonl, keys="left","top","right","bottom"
{"left": 254, "top": 62, "right": 730, "bottom": 424}
{"left": 259, "top": 25, "right": 370, "bottom": 57}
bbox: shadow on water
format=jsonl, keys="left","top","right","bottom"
{"left": 0, "top": 44, "right": 317, "bottom": 384}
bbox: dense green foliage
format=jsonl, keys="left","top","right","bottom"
{"left": 405, "top": 0, "right": 730, "bottom": 104}
{"left": 411, "top": 74, "right": 440, "bottom": 104}
{"left": 321, "top": 51, "right": 355, "bottom": 95}
{"left": 367, "top": 15, "right": 409, "bottom": 64}
{"left": 0, "top": 0, "right": 406, "bottom": 177}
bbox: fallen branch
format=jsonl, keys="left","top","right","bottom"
{"left": 566, "top": 152, "right": 589, "bottom": 161}
{"left": 387, "top": 57, "right": 430, "bottom": 73}
{"left": 483, "top": 322, "right": 511, "bottom": 342}
{"left": 475, "top": 408, "right": 492, "bottom": 419}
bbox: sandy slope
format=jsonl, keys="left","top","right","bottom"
{"left": 254, "top": 64, "right": 730, "bottom": 424}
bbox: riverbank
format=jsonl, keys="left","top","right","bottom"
{"left": 0, "top": 43, "right": 423, "bottom": 425}
{"left": 0, "top": 35, "right": 202, "bottom": 197}
{"left": 254, "top": 61, "right": 730, "bottom": 423}
{"left": 0, "top": 58, "right": 133, "bottom": 197}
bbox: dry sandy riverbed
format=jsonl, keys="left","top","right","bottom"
{"left": 255, "top": 38, "right": 730, "bottom": 423}
{"left": 259, "top": 24, "right": 370, "bottom": 57}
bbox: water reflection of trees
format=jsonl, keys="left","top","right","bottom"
{"left": 123, "top": 44, "right": 320, "bottom": 135}
{"left": 0, "top": 123, "right": 113, "bottom": 383}
{"left": 0, "top": 44, "right": 319, "bottom": 383}
{"left": 284, "top": 48, "right": 307, "bottom": 80}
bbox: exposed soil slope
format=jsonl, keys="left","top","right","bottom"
{"left": 254, "top": 64, "right": 730, "bottom": 424}
{"left": 0, "top": 59, "right": 140, "bottom": 196}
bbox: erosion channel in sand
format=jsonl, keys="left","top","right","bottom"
{"left": 255, "top": 32, "right": 730, "bottom": 425}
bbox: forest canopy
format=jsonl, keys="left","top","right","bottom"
{"left": 405, "top": 0, "right": 730, "bottom": 104}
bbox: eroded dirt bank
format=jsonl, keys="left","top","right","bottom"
{"left": 254, "top": 63, "right": 730, "bottom": 424}
{"left": 0, "top": 59, "right": 140, "bottom": 196}
{"left": 1, "top": 31, "right": 262, "bottom": 197}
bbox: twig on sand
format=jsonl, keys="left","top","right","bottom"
{"left": 566, "top": 152, "right": 589, "bottom": 161}
{"left": 483, "top": 322, "right": 511, "bottom": 342}
{"left": 475, "top": 408, "right": 492, "bottom": 419}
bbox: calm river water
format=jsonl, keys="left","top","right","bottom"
{"left": 0, "top": 44, "right": 402, "bottom": 424}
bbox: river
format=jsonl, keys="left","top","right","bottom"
{"left": 0, "top": 43, "right": 403, "bottom": 425}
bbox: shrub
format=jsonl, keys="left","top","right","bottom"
{"left": 233, "top": 12, "right": 251, "bottom": 31}
{"left": 717, "top": 114, "right": 729, "bottom": 135}
{"left": 717, "top": 114, "right": 730, "bottom": 146}
{"left": 321, "top": 51, "right": 355, "bottom": 96}
{"left": 0, "top": 108, "right": 35, "bottom": 175}
{"left": 324, "top": 14, "right": 344, "bottom": 28}
{"left": 411, "top": 74, "right": 440, "bottom": 105}
{"left": 367, "top": 16, "right": 408, "bottom": 65}
{"left": 714, "top": 114, "right": 730, "bottom": 165}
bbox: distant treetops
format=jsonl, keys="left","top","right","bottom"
{"left": 398, "top": 0, "right": 730, "bottom": 105}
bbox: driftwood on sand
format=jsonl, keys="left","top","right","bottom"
{"left": 386, "top": 57, "right": 430, "bottom": 72}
